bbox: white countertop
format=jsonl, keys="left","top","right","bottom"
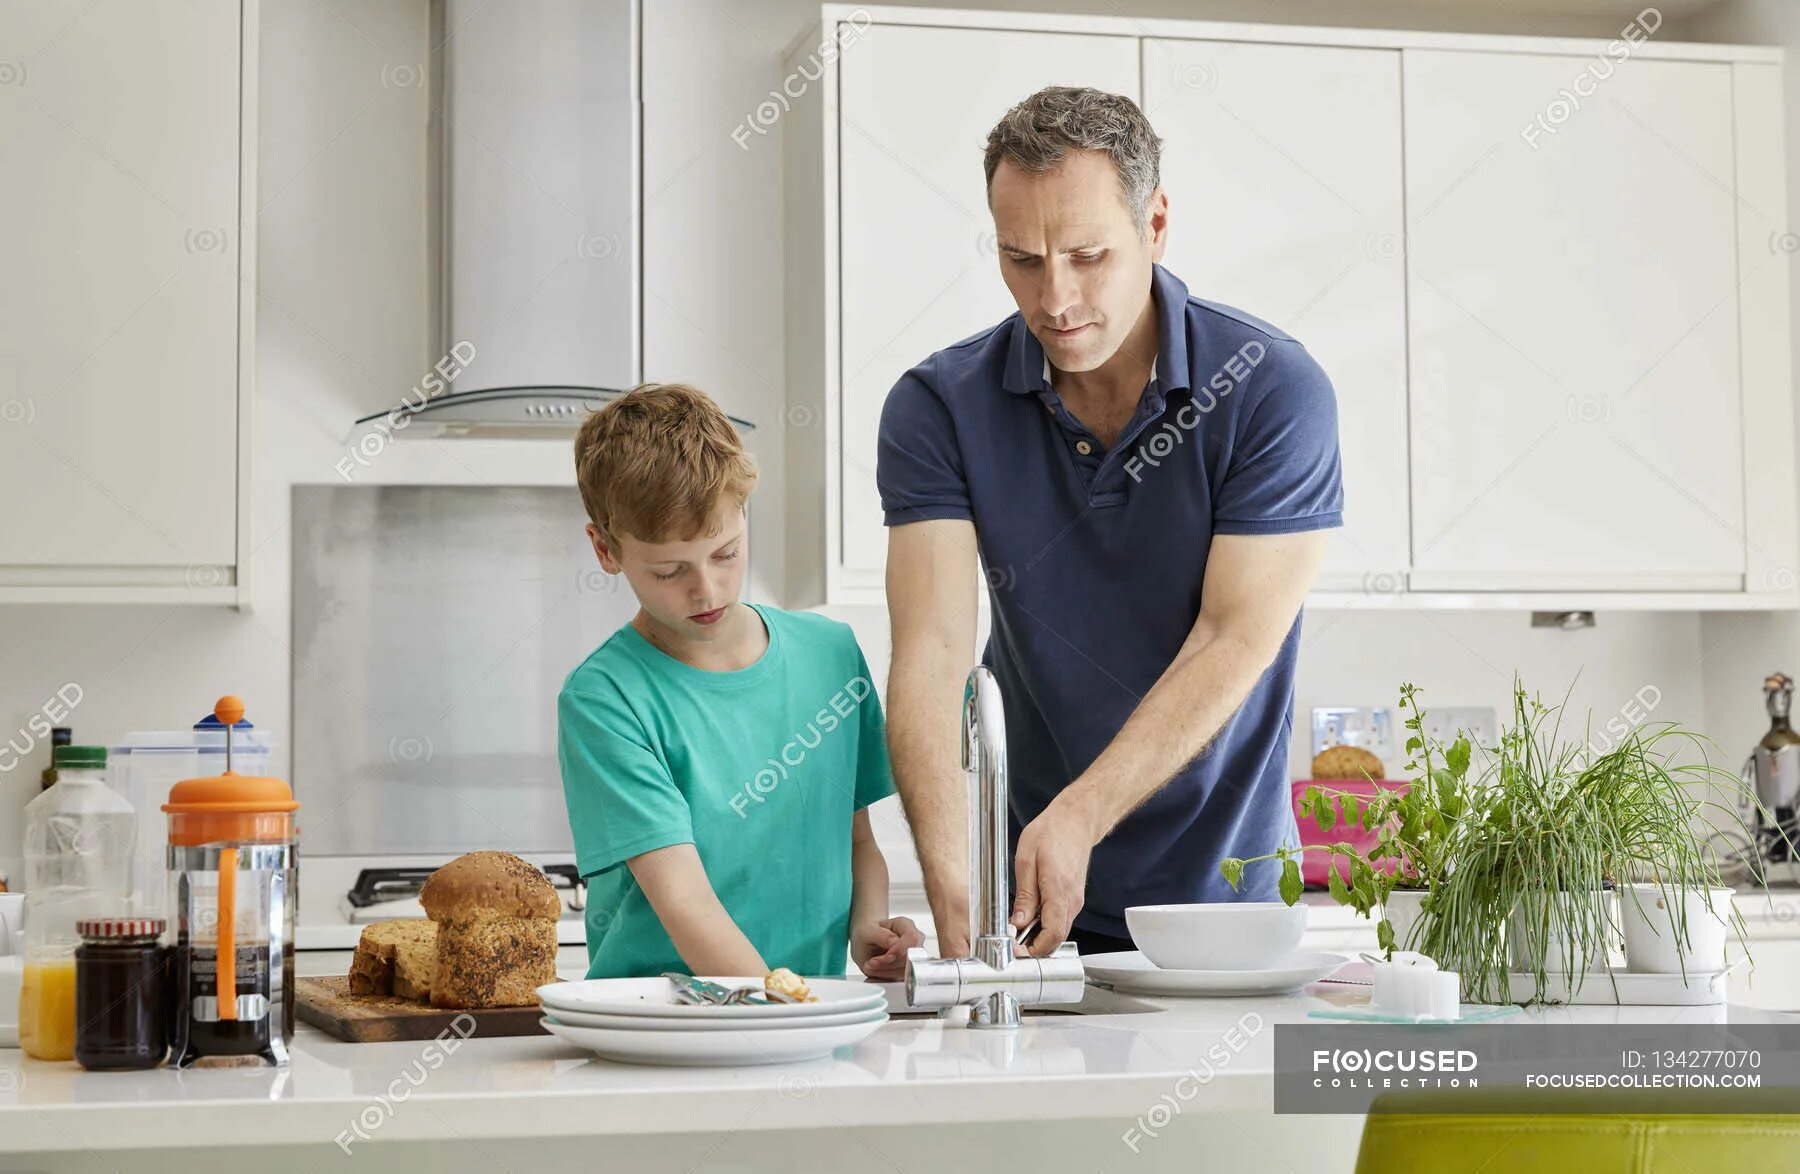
{"left": 0, "top": 947, "right": 1792, "bottom": 1154}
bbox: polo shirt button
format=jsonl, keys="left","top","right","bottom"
{"left": 1075, "top": 440, "right": 1093, "bottom": 456}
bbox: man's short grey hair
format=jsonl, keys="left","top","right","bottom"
{"left": 983, "top": 87, "right": 1164, "bottom": 235}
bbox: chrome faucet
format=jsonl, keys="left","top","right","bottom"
{"left": 904, "top": 666, "right": 1085, "bottom": 1027}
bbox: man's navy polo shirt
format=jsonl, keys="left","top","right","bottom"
{"left": 876, "top": 263, "right": 1344, "bottom": 937}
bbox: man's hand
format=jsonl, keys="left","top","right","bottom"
{"left": 852, "top": 916, "right": 925, "bottom": 980}
{"left": 1009, "top": 795, "right": 1102, "bottom": 956}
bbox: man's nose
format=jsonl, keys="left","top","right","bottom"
{"left": 1040, "top": 259, "right": 1079, "bottom": 322}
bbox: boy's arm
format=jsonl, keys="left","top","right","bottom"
{"left": 627, "top": 844, "right": 769, "bottom": 976}
{"left": 848, "top": 808, "right": 923, "bottom": 979}
{"left": 849, "top": 808, "right": 889, "bottom": 931}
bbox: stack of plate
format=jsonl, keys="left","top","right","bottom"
{"left": 536, "top": 976, "right": 888, "bottom": 1066}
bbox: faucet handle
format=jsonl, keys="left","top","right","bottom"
{"left": 904, "top": 946, "right": 967, "bottom": 1010}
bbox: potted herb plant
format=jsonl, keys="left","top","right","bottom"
{"left": 1422, "top": 681, "right": 1771, "bottom": 1004}
{"left": 1222, "top": 684, "right": 1475, "bottom": 954}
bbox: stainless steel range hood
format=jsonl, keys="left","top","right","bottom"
{"left": 353, "top": 386, "right": 755, "bottom": 440}
{"left": 353, "top": 0, "right": 642, "bottom": 439}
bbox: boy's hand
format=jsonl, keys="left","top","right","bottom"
{"left": 852, "top": 916, "right": 924, "bottom": 980}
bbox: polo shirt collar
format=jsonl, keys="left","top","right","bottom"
{"left": 1002, "top": 262, "right": 1192, "bottom": 395}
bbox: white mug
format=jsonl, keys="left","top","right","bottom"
{"left": 0, "top": 955, "right": 21, "bottom": 1047}
{"left": 0, "top": 894, "right": 22, "bottom": 957}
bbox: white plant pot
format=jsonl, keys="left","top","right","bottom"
{"left": 1379, "top": 888, "right": 1429, "bottom": 952}
{"left": 1620, "top": 885, "right": 1733, "bottom": 974}
{"left": 1507, "top": 889, "right": 1624, "bottom": 973}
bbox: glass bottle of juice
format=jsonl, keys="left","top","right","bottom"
{"left": 20, "top": 746, "right": 135, "bottom": 1061}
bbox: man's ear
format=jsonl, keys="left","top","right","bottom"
{"left": 1145, "top": 186, "right": 1170, "bottom": 262}
{"left": 588, "top": 522, "right": 623, "bottom": 575}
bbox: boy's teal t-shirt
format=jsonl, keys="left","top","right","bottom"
{"left": 557, "top": 604, "right": 895, "bottom": 979}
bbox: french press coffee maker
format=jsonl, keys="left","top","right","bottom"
{"left": 163, "top": 696, "right": 300, "bottom": 1067}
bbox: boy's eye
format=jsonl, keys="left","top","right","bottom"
{"left": 715, "top": 548, "right": 741, "bottom": 562}
{"left": 652, "top": 568, "right": 683, "bottom": 582}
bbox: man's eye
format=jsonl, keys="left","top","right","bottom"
{"left": 1004, "top": 254, "right": 1039, "bottom": 266}
{"left": 1073, "top": 251, "right": 1103, "bottom": 263}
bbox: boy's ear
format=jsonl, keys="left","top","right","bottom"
{"left": 588, "top": 523, "right": 623, "bottom": 575}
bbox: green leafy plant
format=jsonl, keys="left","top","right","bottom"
{"left": 1221, "top": 683, "right": 1475, "bottom": 952}
{"left": 1418, "top": 681, "right": 1771, "bottom": 1004}
{"left": 1229, "top": 676, "right": 1785, "bottom": 1005}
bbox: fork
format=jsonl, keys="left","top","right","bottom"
{"left": 664, "top": 972, "right": 795, "bottom": 1006}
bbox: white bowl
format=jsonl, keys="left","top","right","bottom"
{"left": 1126, "top": 902, "right": 1307, "bottom": 971}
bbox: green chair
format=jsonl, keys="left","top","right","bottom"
{"left": 1356, "top": 1092, "right": 1800, "bottom": 1173}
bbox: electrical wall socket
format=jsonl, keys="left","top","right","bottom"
{"left": 1416, "top": 706, "right": 1497, "bottom": 752}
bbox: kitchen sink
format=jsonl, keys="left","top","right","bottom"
{"left": 879, "top": 982, "right": 1163, "bottom": 1018}
{"left": 1023, "top": 985, "right": 1162, "bottom": 1016}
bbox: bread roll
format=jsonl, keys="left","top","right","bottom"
{"left": 420, "top": 851, "right": 561, "bottom": 1008}
{"left": 1311, "top": 745, "right": 1385, "bottom": 780}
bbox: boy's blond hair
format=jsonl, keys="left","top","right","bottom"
{"left": 574, "top": 382, "right": 758, "bottom": 545}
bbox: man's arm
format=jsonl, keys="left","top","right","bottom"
{"left": 884, "top": 518, "right": 980, "bottom": 959}
{"left": 1012, "top": 529, "right": 1332, "bottom": 953}
{"left": 627, "top": 844, "right": 769, "bottom": 975}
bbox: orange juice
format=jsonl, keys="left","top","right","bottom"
{"left": 20, "top": 957, "right": 77, "bottom": 1061}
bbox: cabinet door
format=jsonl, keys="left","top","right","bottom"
{"left": 1145, "top": 39, "right": 1407, "bottom": 594}
{"left": 837, "top": 24, "right": 1139, "bottom": 584}
{"left": 0, "top": 0, "right": 241, "bottom": 571}
{"left": 1404, "top": 51, "right": 1743, "bottom": 591}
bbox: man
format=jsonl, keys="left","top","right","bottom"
{"left": 877, "top": 86, "right": 1343, "bottom": 960}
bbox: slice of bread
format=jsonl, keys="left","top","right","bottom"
{"left": 350, "top": 919, "right": 437, "bottom": 1000}
{"left": 391, "top": 933, "right": 437, "bottom": 1002}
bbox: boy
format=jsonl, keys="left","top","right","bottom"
{"left": 558, "top": 382, "right": 923, "bottom": 980}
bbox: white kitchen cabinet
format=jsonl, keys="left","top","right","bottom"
{"left": 785, "top": 18, "right": 1137, "bottom": 605}
{"left": 1405, "top": 50, "right": 1751, "bottom": 593}
{"left": 1145, "top": 38, "right": 1408, "bottom": 595}
{"left": 784, "top": 6, "right": 1793, "bottom": 610}
{"left": 0, "top": 0, "right": 255, "bottom": 605}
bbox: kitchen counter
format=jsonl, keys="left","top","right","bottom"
{"left": 6, "top": 898, "right": 1795, "bottom": 1172}
{"left": 1, "top": 948, "right": 1792, "bottom": 1168}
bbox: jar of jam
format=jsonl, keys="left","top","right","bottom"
{"left": 74, "top": 917, "right": 168, "bottom": 1071}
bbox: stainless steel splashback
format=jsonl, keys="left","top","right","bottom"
{"left": 291, "top": 486, "right": 638, "bottom": 856}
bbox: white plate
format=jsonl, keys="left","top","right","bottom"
{"left": 544, "top": 1003, "right": 890, "bottom": 1032}
{"left": 1083, "top": 950, "right": 1347, "bottom": 996}
{"left": 540, "top": 1014, "right": 886, "bottom": 1066}
{"left": 536, "top": 976, "right": 887, "bottom": 1019}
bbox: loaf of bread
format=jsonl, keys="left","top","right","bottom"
{"left": 348, "top": 919, "right": 437, "bottom": 998}
{"left": 419, "top": 851, "right": 560, "bottom": 1009}
{"left": 431, "top": 917, "right": 559, "bottom": 1009}
{"left": 1311, "top": 745, "right": 1385, "bottom": 780}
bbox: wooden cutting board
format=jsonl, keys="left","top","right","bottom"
{"left": 296, "top": 975, "right": 551, "bottom": 1043}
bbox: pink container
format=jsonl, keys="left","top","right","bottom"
{"left": 1291, "top": 778, "right": 1409, "bottom": 888}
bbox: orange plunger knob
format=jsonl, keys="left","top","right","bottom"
{"left": 214, "top": 695, "right": 245, "bottom": 727}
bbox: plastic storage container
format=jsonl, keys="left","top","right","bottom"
{"left": 20, "top": 746, "right": 135, "bottom": 1061}
{"left": 113, "top": 714, "right": 274, "bottom": 919}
